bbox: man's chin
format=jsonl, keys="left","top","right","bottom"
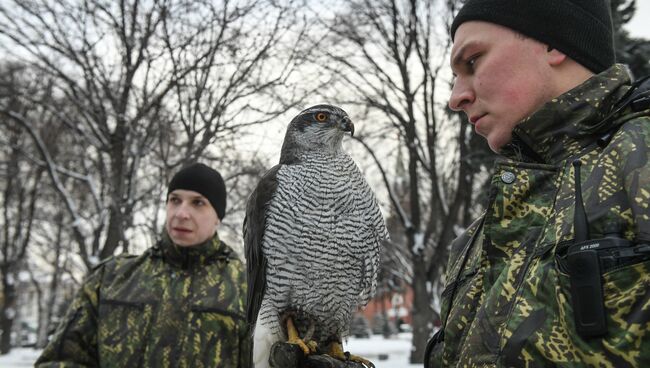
{"left": 487, "top": 140, "right": 508, "bottom": 154}
{"left": 169, "top": 233, "right": 196, "bottom": 247}
{"left": 486, "top": 132, "right": 513, "bottom": 153}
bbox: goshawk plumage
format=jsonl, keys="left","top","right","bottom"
{"left": 244, "top": 104, "right": 387, "bottom": 367}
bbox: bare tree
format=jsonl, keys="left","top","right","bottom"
{"left": 309, "top": 0, "right": 494, "bottom": 362}
{"left": 0, "top": 62, "right": 87, "bottom": 354}
{"left": 0, "top": 63, "right": 46, "bottom": 354}
{"left": 0, "top": 0, "right": 308, "bottom": 270}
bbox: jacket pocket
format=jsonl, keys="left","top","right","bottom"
{"left": 97, "top": 299, "right": 154, "bottom": 368}
{"left": 601, "top": 259, "right": 650, "bottom": 333}
{"left": 551, "top": 259, "right": 650, "bottom": 366}
{"left": 189, "top": 306, "right": 245, "bottom": 368}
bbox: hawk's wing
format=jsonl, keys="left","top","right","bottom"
{"left": 243, "top": 164, "right": 281, "bottom": 327}
{"left": 355, "top": 167, "right": 388, "bottom": 307}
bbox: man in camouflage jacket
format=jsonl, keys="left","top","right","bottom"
{"left": 36, "top": 163, "right": 250, "bottom": 368}
{"left": 426, "top": 0, "right": 650, "bottom": 367}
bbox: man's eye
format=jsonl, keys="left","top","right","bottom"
{"left": 467, "top": 54, "right": 480, "bottom": 70}
{"left": 193, "top": 199, "right": 205, "bottom": 206}
{"left": 168, "top": 197, "right": 180, "bottom": 204}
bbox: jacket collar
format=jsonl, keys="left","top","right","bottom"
{"left": 156, "top": 230, "right": 231, "bottom": 270}
{"left": 500, "top": 64, "right": 633, "bottom": 164}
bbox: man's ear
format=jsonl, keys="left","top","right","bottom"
{"left": 546, "top": 47, "right": 567, "bottom": 66}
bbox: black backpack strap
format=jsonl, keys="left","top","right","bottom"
{"left": 424, "top": 328, "right": 444, "bottom": 368}
{"left": 630, "top": 76, "right": 650, "bottom": 112}
{"left": 595, "top": 75, "right": 650, "bottom": 148}
{"left": 423, "top": 215, "right": 486, "bottom": 367}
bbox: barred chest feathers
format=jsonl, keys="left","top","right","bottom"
{"left": 258, "top": 151, "right": 381, "bottom": 340}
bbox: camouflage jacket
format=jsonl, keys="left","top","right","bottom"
{"left": 427, "top": 64, "right": 650, "bottom": 367}
{"left": 35, "top": 231, "right": 250, "bottom": 368}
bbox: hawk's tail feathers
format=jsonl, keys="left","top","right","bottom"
{"left": 252, "top": 319, "right": 278, "bottom": 368}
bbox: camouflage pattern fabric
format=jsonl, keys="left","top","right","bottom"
{"left": 35, "top": 231, "right": 250, "bottom": 368}
{"left": 428, "top": 64, "right": 650, "bottom": 367}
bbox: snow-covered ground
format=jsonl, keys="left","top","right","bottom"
{"left": 0, "top": 333, "right": 421, "bottom": 368}
{"left": 0, "top": 347, "right": 39, "bottom": 368}
{"left": 347, "top": 332, "right": 421, "bottom": 368}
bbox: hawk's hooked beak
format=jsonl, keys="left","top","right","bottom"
{"left": 339, "top": 117, "right": 354, "bottom": 137}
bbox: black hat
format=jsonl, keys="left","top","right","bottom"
{"left": 450, "top": 0, "right": 615, "bottom": 73}
{"left": 167, "top": 163, "right": 227, "bottom": 220}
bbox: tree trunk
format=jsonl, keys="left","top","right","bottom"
{"left": 0, "top": 268, "right": 16, "bottom": 354}
{"left": 26, "top": 266, "right": 44, "bottom": 350}
{"left": 35, "top": 287, "right": 48, "bottom": 349}
{"left": 37, "top": 240, "right": 62, "bottom": 348}
{"left": 410, "top": 258, "right": 434, "bottom": 364}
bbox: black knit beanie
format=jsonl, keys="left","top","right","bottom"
{"left": 167, "top": 163, "right": 227, "bottom": 220}
{"left": 450, "top": 0, "right": 615, "bottom": 73}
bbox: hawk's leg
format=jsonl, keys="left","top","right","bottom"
{"left": 326, "top": 341, "right": 375, "bottom": 368}
{"left": 286, "top": 316, "right": 318, "bottom": 355}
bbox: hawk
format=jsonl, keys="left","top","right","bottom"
{"left": 244, "top": 104, "right": 387, "bottom": 368}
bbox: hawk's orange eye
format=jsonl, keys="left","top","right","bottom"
{"left": 315, "top": 113, "right": 328, "bottom": 122}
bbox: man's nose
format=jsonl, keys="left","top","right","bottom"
{"left": 174, "top": 204, "right": 190, "bottom": 219}
{"left": 448, "top": 78, "right": 474, "bottom": 112}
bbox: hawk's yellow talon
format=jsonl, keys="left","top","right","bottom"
{"left": 326, "top": 341, "right": 375, "bottom": 367}
{"left": 306, "top": 340, "right": 318, "bottom": 353}
{"left": 286, "top": 316, "right": 311, "bottom": 355}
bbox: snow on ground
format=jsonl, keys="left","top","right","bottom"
{"left": 0, "top": 347, "right": 40, "bottom": 367}
{"left": 347, "top": 332, "right": 421, "bottom": 368}
{"left": 0, "top": 333, "right": 421, "bottom": 368}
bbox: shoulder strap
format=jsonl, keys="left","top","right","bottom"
{"left": 424, "top": 215, "right": 486, "bottom": 367}
{"left": 596, "top": 75, "right": 650, "bottom": 147}
{"left": 630, "top": 76, "right": 650, "bottom": 112}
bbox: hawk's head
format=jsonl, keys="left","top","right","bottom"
{"left": 280, "top": 104, "right": 354, "bottom": 164}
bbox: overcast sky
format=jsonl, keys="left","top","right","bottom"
{"left": 626, "top": 2, "right": 650, "bottom": 38}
